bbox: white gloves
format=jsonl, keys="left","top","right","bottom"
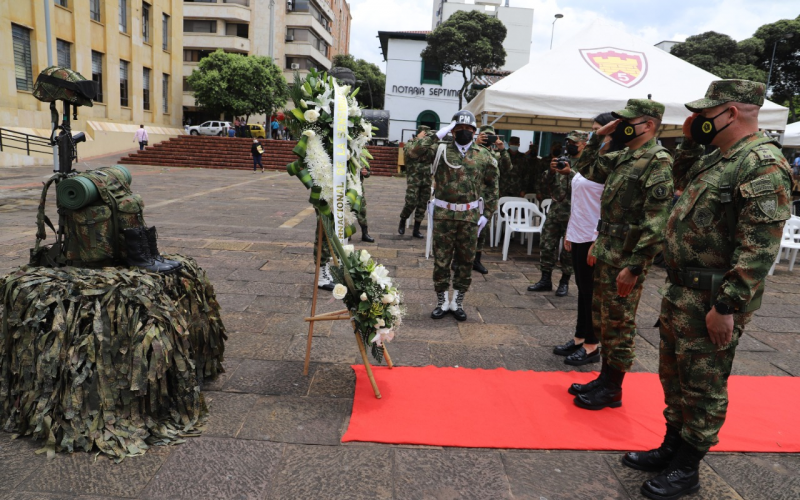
{"left": 436, "top": 121, "right": 457, "bottom": 140}
{"left": 477, "top": 215, "right": 488, "bottom": 236}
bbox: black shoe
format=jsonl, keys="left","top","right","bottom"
{"left": 124, "top": 227, "right": 179, "bottom": 274}
{"left": 568, "top": 359, "right": 607, "bottom": 396}
{"left": 623, "top": 425, "right": 682, "bottom": 472}
{"left": 412, "top": 221, "right": 424, "bottom": 239}
{"left": 431, "top": 291, "right": 449, "bottom": 319}
{"left": 574, "top": 366, "right": 624, "bottom": 410}
{"left": 555, "top": 275, "right": 570, "bottom": 297}
{"left": 640, "top": 442, "right": 705, "bottom": 500}
{"left": 564, "top": 346, "right": 600, "bottom": 366}
{"left": 398, "top": 219, "right": 406, "bottom": 236}
{"left": 527, "top": 271, "right": 552, "bottom": 292}
{"left": 553, "top": 339, "right": 583, "bottom": 356}
{"left": 472, "top": 252, "right": 488, "bottom": 274}
{"left": 451, "top": 290, "right": 467, "bottom": 321}
{"left": 144, "top": 226, "right": 183, "bottom": 272}
{"left": 360, "top": 224, "right": 375, "bottom": 243}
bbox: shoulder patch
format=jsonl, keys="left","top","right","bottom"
{"left": 652, "top": 183, "right": 671, "bottom": 200}
{"left": 740, "top": 174, "right": 781, "bottom": 198}
{"left": 757, "top": 194, "right": 779, "bottom": 219}
{"left": 753, "top": 146, "right": 778, "bottom": 164}
{"left": 645, "top": 166, "right": 670, "bottom": 188}
{"left": 655, "top": 150, "right": 672, "bottom": 160}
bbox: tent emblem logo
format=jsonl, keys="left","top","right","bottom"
{"left": 580, "top": 48, "right": 648, "bottom": 88}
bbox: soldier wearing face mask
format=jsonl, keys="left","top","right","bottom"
{"left": 504, "top": 136, "right": 529, "bottom": 197}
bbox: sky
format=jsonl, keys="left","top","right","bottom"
{"left": 347, "top": 0, "right": 800, "bottom": 70}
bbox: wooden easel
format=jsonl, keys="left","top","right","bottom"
{"left": 303, "top": 218, "right": 393, "bottom": 398}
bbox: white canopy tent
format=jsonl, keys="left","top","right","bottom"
{"left": 465, "top": 21, "right": 789, "bottom": 137}
{"left": 783, "top": 121, "right": 800, "bottom": 148}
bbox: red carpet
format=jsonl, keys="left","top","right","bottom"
{"left": 342, "top": 366, "right": 800, "bottom": 452}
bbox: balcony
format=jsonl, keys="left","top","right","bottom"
{"left": 184, "top": 1, "right": 251, "bottom": 22}
{"left": 184, "top": 33, "right": 250, "bottom": 52}
{"left": 284, "top": 44, "right": 331, "bottom": 70}
{"left": 286, "top": 12, "right": 333, "bottom": 45}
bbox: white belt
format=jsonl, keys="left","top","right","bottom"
{"left": 433, "top": 199, "right": 481, "bottom": 212}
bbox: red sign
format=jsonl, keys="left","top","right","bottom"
{"left": 580, "top": 47, "right": 648, "bottom": 88}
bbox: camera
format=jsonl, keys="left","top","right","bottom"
{"left": 483, "top": 134, "right": 498, "bottom": 145}
{"left": 556, "top": 155, "right": 570, "bottom": 170}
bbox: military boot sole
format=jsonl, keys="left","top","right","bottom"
{"left": 640, "top": 483, "right": 700, "bottom": 500}
{"left": 573, "top": 393, "right": 622, "bottom": 410}
{"left": 362, "top": 236, "right": 375, "bottom": 243}
{"left": 622, "top": 453, "right": 673, "bottom": 472}
{"left": 452, "top": 310, "right": 467, "bottom": 322}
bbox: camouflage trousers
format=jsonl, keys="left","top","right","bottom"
{"left": 432, "top": 218, "right": 478, "bottom": 292}
{"left": 399, "top": 177, "right": 431, "bottom": 223}
{"left": 476, "top": 222, "right": 488, "bottom": 253}
{"left": 539, "top": 214, "right": 572, "bottom": 276}
{"left": 356, "top": 192, "right": 368, "bottom": 227}
{"left": 313, "top": 215, "right": 331, "bottom": 264}
{"left": 658, "top": 295, "right": 751, "bottom": 452}
{"left": 593, "top": 260, "right": 647, "bottom": 372}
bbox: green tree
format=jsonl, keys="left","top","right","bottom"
{"left": 332, "top": 54, "right": 386, "bottom": 109}
{"left": 753, "top": 16, "right": 800, "bottom": 122}
{"left": 670, "top": 31, "right": 766, "bottom": 82}
{"left": 187, "top": 49, "right": 289, "bottom": 129}
{"left": 421, "top": 10, "right": 507, "bottom": 108}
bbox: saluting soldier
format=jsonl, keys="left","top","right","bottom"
{"left": 623, "top": 81, "right": 793, "bottom": 500}
{"left": 568, "top": 99, "right": 674, "bottom": 411}
{"left": 398, "top": 125, "right": 434, "bottom": 239}
{"left": 407, "top": 110, "right": 498, "bottom": 321}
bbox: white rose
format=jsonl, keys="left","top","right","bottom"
{"left": 332, "top": 284, "right": 347, "bottom": 300}
{"left": 370, "top": 265, "right": 392, "bottom": 289}
{"left": 302, "top": 129, "right": 315, "bottom": 138}
{"left": 360, "top": 292, "right": 368, "bottom": 301}
{"left": 376, "top": 318, "right": 385, "bottom": 327}
{"left": 388, "top": 305, "right": 401, "bottom": 317}
{"left": 342, "top": 244, "right": 354, "bottom": 257}
{"left": 359, "top": 251, "right": 371, "bottom": 264}
{"left": 381, "top": 293, "right": 395, "bottom": 304}
{"left": 304, "top": 109, "right": 320, "bottom": 122}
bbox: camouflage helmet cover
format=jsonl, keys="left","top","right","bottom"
{"left": 479, "top": 124, "right": 496, "bottom": 134}
{"left": 417, "top": 124, "right": 432, "bottom": 134}
{"left": 33, "top": 66, "right": 97, "bottom": 107}
{"left": 612, "top": 98, "right": 665, "bottom": 121}
{"left": 685, "top": 79, "right": 766, "bottom": 112}
{"left": 566, "top": 130, "right": 589, "bottom": 143}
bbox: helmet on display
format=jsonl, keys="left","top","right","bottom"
{"left": 451, "top": 110, "right": 477, "bottom": 130}
{"left": 33, "top": 66, "right": 97, "bottom": 107}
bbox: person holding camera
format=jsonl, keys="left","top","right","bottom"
{"left": 528, "top": 131, "right": 587, "bottom": 297}
{"left": 471, "top": 124, "right": 504, "bottom": 274}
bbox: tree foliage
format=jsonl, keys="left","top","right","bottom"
{"left": 332, "top": 54, "right": 386, "bottom": 109}
{"left": 187, "top": 50, "right": 290, "bottom": 122}
{"left": 753, "top": 16, "right": 800, "bottom": 123}
{"left": 421, "top": 10, "right": 507, "bottom": 108}
{"left": 670, "top": 31, "right": 766, "bottom": 82}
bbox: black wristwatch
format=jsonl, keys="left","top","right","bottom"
{"left": 713, "top": 302, "right": 734, "bottom": 315}
{"left": 627, "top": 265, "right": 643, "bottom": 276}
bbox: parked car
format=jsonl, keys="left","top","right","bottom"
{"left": 248, "top": 124, "right": 266, "bottom": 138}
{"left": 187, "top": 121, "right": 232, "bottom": 136}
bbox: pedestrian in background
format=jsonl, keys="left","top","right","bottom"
{"left": 134, "top": 125, "right": 148, "bottom": 150}
{"left": 271, "top": 119, "right": 280, "bottom": 139}
{"left": 251, "top": 139, "right": 264, "bottom": 173}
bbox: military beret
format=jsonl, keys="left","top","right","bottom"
{"left": 566, "top": 130, "right": 589, "bottom": 143}
{"left": 685, "top": 79, "right": 766, "bottom": 112}
{"left": 612, "top": 98, "right": 665, "bottom": 121}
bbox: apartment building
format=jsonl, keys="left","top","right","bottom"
{"left": 0, "top": 0, "right": 185, "bottom": 165}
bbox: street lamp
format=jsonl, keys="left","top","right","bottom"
{"left": 550, "top": 13, "right": 563, "bottom": 50}
{"left": 766, "top": 33, "right": 794, "bottom": 92}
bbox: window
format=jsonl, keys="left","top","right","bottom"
{"left": 57, "top": 39, "right": 72, "bottom": 69}
{"left": 225, "top": 23, "right": 249, "bottom": 38}
{"left": 183, "top": 49, "right": 215, "bottom": 62}
{"left": 91, "top": 51, "right": 104, "bottom": 103}
{"left": 421, "top": 59, "right": 442, "bottom": 85}
{"left": 119, "top": 60, "right": 129, "bottom": 107}
{"left": 162, "top": 14, "right": 170, "bottom": 50}
{"left": 289, "top": 0, "right": 331, "bottom": 31}
{"left": 142, "top": 3, "right": 151, "bottom": 43}
{"left": 12, "top": 24, "right": 33, "bottom": 92}
{"left": 285, "top": 57, "right": 318, "bottom": 71}
{"left": 162, "top": 74, "right": 169, "bottom": 114}
{"left": 417, "top": 110, "right": 440, "bottom": 131}
{"left": 182, "top": 77, "right": 192, "bottom": 92}
{"left": 90, "top": 0, "right": 101, "bottom": 22}
{"left": 119, "top": 0, "right": 128, "bottom": 33}
{"left": 183, "top": 20, "right": 217, "bottom": 33}
{"left": 143, "top": 67, "right": 151, "bottom": 110}
{"left": 55, "top": 0, "right": 68, "bottom": 7}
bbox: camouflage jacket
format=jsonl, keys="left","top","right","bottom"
{"left": 506, "top": 151, "right": 528, "bottom": 196}
{"left": 541, "top": 156, "right": 579, "bottom": 221}
{"left": 663, "top": 132, "right": 792, "bottom": 312}
{"left": 403, "top": 137, "right": 434, "bottom": 182}
{"left": 576, "top": 135, "right": 674, "bottom": 269}
{"left": 408, "top": 136, "right": 499, "bottom": 224}
{"left": 495, "top": 149, "right": 515, "bottom": 197}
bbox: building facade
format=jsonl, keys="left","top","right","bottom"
{"left": 1, "top": 0, "right": 185, "bottom": 165}
{"left": 431, "top": 0, "right": 533, "bottom": 72}
{"left": 328, "top": 0, "right": 350, "bottom": 60}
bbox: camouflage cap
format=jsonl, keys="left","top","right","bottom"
{"left": 479, "top": 125, "right": 496, "bottom": 134}
{"left": 566, "top": 130, "right": 589, "bottom": 143}
{"left": 685, "top": 79, "right": 766, "bottom": 112}
{"left": 612, "top": 98, "right": 665, "bottom": 121}
{"left": 417, "top": 124, "right": 431, "bottom": 134}
{"left": 509, "top": 136, "right": 520, "bottom": 144}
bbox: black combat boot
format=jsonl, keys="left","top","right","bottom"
{"left": 124, "top": 227, "right": 178, "bottom": 274}
{"left": 640, "top": 442, "right": 705, "bottom": 500}
{"left": 412, "top": 221, "right": 424, "bottom": 239}
{"left": 472, "top": 252, "right": 488, "bottom": 274}
{"left": 451, "top": 290, "right": 467, "bottom": 321}
{"left": 398, "top": 219, "right": 406, "bottom": 236}
{"left": 555, "top": 274, "right": 570, "bottom": 297}
{"left": 574, "top": 365, "right": 624, "bottom": 410}
{"left": 527, "top": 270, "right": 552, "bottom": 292}
{"left": 360, "top": 224, "right": 375, "bottom": 243}
{"left": 623, "top": 424, "right": 682, "bottom": 472}
{"left": 144, "top": 226, "right": 183, "bottom": 273}
{"left": 568, "top": 358, "right": 607, "bottom": 395}
{"left": 431, "top": 291, "right": 450, "bottom": 319}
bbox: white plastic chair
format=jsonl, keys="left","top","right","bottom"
{"left": 491, "top": 196, "right": 526, "bottom": 247}
{"left": 769, "top": 217, "right": 800, "bottom": 275}
{"left": 524, "top": 193, "right": 538, "bottom": 205}
{"left": 502, "top": 201, "right": 545, "bottom": 260}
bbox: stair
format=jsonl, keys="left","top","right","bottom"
{"left": 119, "top": 135, "right": 400, "bottom": 176}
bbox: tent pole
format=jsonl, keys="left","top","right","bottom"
{"left": 481, "top": 112, "right": 488, "bottom": 126}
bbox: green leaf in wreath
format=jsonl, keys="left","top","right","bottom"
{"left": 293, "top": 135, "right": 309, "bottom": 157}
{"left": 290, "top": 108, "right": 305, "bottom": 121}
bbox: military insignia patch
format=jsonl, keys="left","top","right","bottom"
{"left": 750, "top": 176, "right": 774, "bottom": 195}
{"left": 757, "top": 194, "right": 778, "bottom": 219}
{"left": 693, "top": 208, "right": 714, "bottom": 227}
{"left": 653, "top": 184, "right": 670, "bottom": 200}
{"left": 580, "top": 47, "right": 648, "bottom": 88}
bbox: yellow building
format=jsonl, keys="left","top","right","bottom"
{"left": 0, "top": 0, "right": 184, "bottom": 166}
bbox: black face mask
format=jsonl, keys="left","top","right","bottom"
{"left": 566, "top": 144, "right": 579, "bottom": 156}
{"left": 690, "top": 108, "right": 732, "bottom": 145}
{"left": 611, "top": 120, "right": 646, "bottom": 144}
{"left": 454, "top": 129, "right": 474, "bottom": 146}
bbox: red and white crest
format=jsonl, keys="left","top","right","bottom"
{"left": 580, "top": 47, "right": 648, "bottom": 88}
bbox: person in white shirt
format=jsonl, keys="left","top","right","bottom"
{"left": 134, "top": 125, "right": 149, "bottom": 151}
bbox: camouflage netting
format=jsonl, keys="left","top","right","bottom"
{"left": 0, "top": 255, "right": 226, "bottom": 461}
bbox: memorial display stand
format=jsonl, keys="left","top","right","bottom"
{"left": 303, "top": 218, "right": 393, "bottom": 399}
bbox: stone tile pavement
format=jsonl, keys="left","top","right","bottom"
{"left": 1, "top": 154, "right": 799, "bottom": 499}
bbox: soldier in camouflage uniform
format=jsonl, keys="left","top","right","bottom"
{"left": 567, "top": 99, "right": 674, "bottom": 412}
{"left": 472, "top": 124, "right": 504, "bottom": 274}
{"left": 355, "top": 167, "right": 374, "bottom": 243}
{"left": 622, "top": 81, "right": 793, "bottom": 500}
{"left": 528, "top": 131, "right": 587, "bottom": 296}
{"left": 505, "top": 136, "right": 529, "bottom": 197}
{"left": 407, "top": 110, "right": 499, "bottom": 321}
{"left": 399, "top": 125, "right": 434, "bottom": 239}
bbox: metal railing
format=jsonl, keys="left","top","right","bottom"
{"left": 0, "top": 127, "right": 52, "bottom": 156}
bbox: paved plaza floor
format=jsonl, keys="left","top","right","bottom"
{"left": 1, "top": 154, "right": 799, "bottom": 499}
